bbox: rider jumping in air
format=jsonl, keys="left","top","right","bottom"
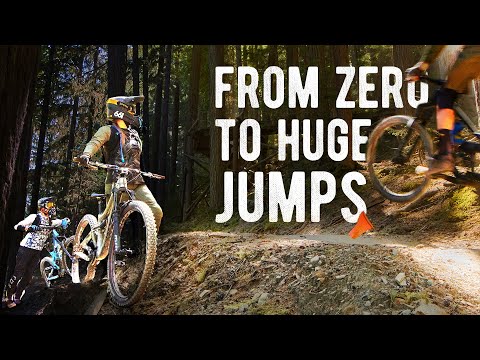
{"left": 406, "top": 45, "right": 480, "bottom": 175}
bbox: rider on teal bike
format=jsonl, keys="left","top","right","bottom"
{"left": 406, "top": 45, "right": 480, "bottom": 175}
{"left": 4, "top": 197, "right": 69, "bottom": 308}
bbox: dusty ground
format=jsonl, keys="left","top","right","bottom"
{"left": 5, "top": 169, "right": 480, "bottom": 315}
{"left": 98, "top": 171, "right": 480, "bottom": 315}
{"left": 98, "top": 230, "right": 480, "bottom": 315}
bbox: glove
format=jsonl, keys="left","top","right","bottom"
{"left": 16, "top": 225, "right": 26, "bottom": 232}
{"left": 29, "top": 225, "right": 40, "bottom": 232}
{"left": 405, "top": 62, "right": 429, "bottom": 81}
{"left": 79, "top": 153, "right": 91, "bottom": 166}
{"left": 61, "top": 218, "right": 70, "bottom": 229}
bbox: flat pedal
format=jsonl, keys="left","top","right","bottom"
{"left": 415, "top": 165, "right": 429, "bottom": 175}
{"left": 73, "top": 251, "right": 90, "bottom": 262}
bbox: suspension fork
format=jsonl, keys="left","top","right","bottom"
{"left": 393, "top": 119, "right": 424, "bottom": 163}
{"left": 112, "top": 190, "right": 121, "bottom": 253}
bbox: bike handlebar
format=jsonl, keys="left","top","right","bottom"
{"left": 73, "top": 157, "right": 165, "bottom": 180}
{"left": 418, "top": 75, "right": 446, "bottom": 86}
{"left": 39, "top": 224, "right": 67, "bottom": 230}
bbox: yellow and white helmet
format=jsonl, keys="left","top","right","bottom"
{"left": 106, "top": 95, "right": 144, "bottom": 128}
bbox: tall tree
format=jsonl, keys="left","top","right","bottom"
{"left": 286, "top": 45, "right": 299, "bottom": 136}
{"left": 332, "top": 45, "right": 355, "bottom": 170}
{"left": 393, "top": 45, "right": 417, "bottom": 116}
{"left": 30, "top": 44, "right": 56, "bottom": 213}
{"left": 132, "top": 45, "right": 141, "bottom": 112}
{"left": 182, "top": 45, "right": 202, "bottom": 221}
{"left": 0, "top": 45, "right": 40, "bottom": 296}
{"left": 209, "top": 45, "right": 225, "bottom": 211}
{"left": 142, "top": 45, "right": 151, "bottom": 174}
{"left": 169, "top": 80, "right": 180, "bottom": 195}
{"left": 158, "top": 45, "right": 172, "bottom": 206}
{"left": 87, "top": 47, "right": 99, "bottom": 140}
{"left": 5, "top": 71, "right": 36, "bottom": 286}
{"left": 63, "top": 53, "right": 84, "bottom": 196}
{"left": 152, "top": 45, "right": 165, "bottom": 199}
{"left": 107, "top": 45, "right": 127, "bottom": 97}
{"left": 232, "top": 45, "right": 243, "bottom": 174}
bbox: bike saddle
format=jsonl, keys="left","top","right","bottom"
{"left": 90, "top": 193, "right": 107, "bottom": 199}
{"left": 110, "top": 95, "right": 144, "bottom": 106}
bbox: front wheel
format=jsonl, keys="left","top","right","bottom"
{"left": 367, "top": 115, "right": 434, "bottom": 203}
{"left": 107, "top": 200, "right": 158, "bottom": 307}
{"left": 72, "top": 214, "right": 99, "bottom": 284}
{"left": 40, "top": 257, "right": 56, "bottom": 288}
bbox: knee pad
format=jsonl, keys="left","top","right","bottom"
{"left": 437, "top": 87, "right": 458, "bottom": 109}
{"left": 153, "top": 205, "right": 163, "bottom": 220}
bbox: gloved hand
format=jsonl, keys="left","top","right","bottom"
{"left": 16, "top": 225, "right": 26, "bottom": 232}
{"left": 79, "top": 153, "right": 91, "bottom": 166}
{"left": 61, "top": 218, "right": 70, "bottom": 229}
{"left": 29, "top": 225, "right": 40, "bottom": 232}
{"left": 405, "top": 62, "right": 429, "bottom": 81}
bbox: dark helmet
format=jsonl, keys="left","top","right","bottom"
{"left": 38, "top": 196, "right": 56, "bottom": 217}
{"left": 106, "top": 95, "right": 144, "bottom": 129}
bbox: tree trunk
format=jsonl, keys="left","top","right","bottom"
{"left": 332, "top": 45, "right": 355, "bottom": 170}
{"left": 209, "top": 45, "right": 225, "bottom": 211}
{"left": 30, "top": 44, "right": 56, "bottom": 213}
{"left": 0, "top": 45, "right": 40, "bottom": 296}
{"left": 107, "top": 45, "right": 127, "bottom": 97}
{"left": 152, "top": 45, "right": 165, "bottom": 199}
{"left": 87, "top": 47, "right": 99, "bottom": 140}
{"left": 286, "top": 45, "right": 299, "bottom": 136}
{"left": 233, "top": 45, "right": 243, "bottom": 173}
{"left": 158, "top": 45, "right": 172, "bottom": 206}
{"left": 5, "top": 73, "right": 35, "bottom": 286}
{"left": 182, "top": 45, "right": 202, "bottom": 221}
{"left": 63, "top": 54, "right": 84, "bottom": 196}
{"left": 169, "top": 81, "right": 180, "bottom": 194}
{"left": 132, "top": 45, "right": 140, "bottom": 112}
{"left": 313, "top": 45, "right": 331, "bottom": 120}
{"left": 142, "top": 45, "right": 151, "bottom": 175}
{"left": 393, "top": 45, "right": 417, "bottom": 115}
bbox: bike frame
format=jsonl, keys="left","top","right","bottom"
{"left": 73, "top": 157, "right": 165, "bottom": 263}
{"left": 41, "top": 228, "right": 73, "bottom": 282}
{"left": 78, "top": 170, "right": 139, "bottom": 261}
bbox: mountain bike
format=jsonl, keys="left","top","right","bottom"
{"left": 72, "top": 157, "right": 165, "bottom": 307}
{"left": 38, "top": 223, "right": 75, "bottom": 288}
{"left": 367, "top": 76, "right": 480, "bottom": 203}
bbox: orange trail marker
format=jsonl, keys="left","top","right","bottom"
{"left": 349, "top": 211, "right": 373, "bottom": 239}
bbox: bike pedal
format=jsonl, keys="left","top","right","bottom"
{"left": 415, "top": 165, "right": 429, "bottom": 175}
{"left": 115, "top": 248, "right": 134, "bottom": 256}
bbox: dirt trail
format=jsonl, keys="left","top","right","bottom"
{"left": 4, "top": 229, "right": 480, "bottom": 315}
{"left": 95, "top": 230, "right": 480, "bottom": 315}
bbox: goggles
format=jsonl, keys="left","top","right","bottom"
{"left": 45, "top": 201, "right": 55, "bottom": 209}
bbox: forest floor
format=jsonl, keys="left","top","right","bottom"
{"left": 5, "top": 169, "right": 480, "bottom": 315}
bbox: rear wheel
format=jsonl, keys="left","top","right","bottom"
{"left": 107, "top": 200, "right": 157, "bottom": 307}
{"left": 367, "top": 115, "right": 434, "bottom": 203}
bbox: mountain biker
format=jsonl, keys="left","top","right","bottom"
{"left": 77, "top": 96, "right": 163, "bottom": 231}
{"left": 406, "top": 45, "right": 480, "bottom": 175}
{"left": 4, "top": 197, "right": 69, "bottom": 309}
